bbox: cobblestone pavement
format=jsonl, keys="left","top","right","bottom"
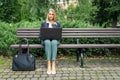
{"left": 0, "top": 58, "right": 120, "bottom": 80}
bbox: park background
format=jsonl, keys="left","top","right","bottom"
{"left": 0, "top": 0, "right": 120, "bottom": 58}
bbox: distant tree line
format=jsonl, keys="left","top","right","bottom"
{"left": 0, "top": 0, "right": 120, "bottom": 27}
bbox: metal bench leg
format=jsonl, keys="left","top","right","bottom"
{"left": 80, "top": 50, "right": 84, "bottom": 68}
{"left": 76, "top": 39, "right": 80, "bottom": 62}
{"left": 76, "top": 48, "right": 84, "bottom": 68}
{"left": 76, "top": 48, "right": 81, "bottom": 62}
{"left": 76, "top": 48, "right": 80, "bottom": 62}
{"left": 80, "top": 48, "right": 85, "bottom": 68}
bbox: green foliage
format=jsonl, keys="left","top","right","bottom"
{"left": 0, "top": 0, "right": 50, "bottom": 22}
{"left": 0, "top": 0, "right": 120, "bottom": 28}
{"left": 92, "top": 0, "right": 120, "bottom": 27}
{"left": 0, "top": 20, "right": 41, "bottom": 56}
{"left": 59, "top": 19, "right": 101, "bottom": 28}
{"left": 1, "top": 20, "right": 120, "bottom": 57}
{"left": 0, "top": 0, "right": 21, "bottom": 22}
{"left": 18, "top": 0, "right": 50, "bottom": 21}
{"left": 78, "top": 38, "right": 120, "bottom": 57}
{"left": 64, "top": 0, "right": 97, "bottom": 22}
{"left": 0, "top": 0, "right": 120, "bottom": 57}
{"left": 0, "top": 21, "right": 18, "bottom": 55}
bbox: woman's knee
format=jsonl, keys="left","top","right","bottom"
{"left": 51, "top": 40, "right": 58, "bottom": 45}
{"left": 44, "top": 40, "right": 51, "bottom": 45}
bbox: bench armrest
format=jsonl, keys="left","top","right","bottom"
{"left": 24, "top": 38, "right": 29, "bottom": 44}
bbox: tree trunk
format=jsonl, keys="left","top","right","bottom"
{"left": 111, "top": 12, "right": 118, "bottom": 28}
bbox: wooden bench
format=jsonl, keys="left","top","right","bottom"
{"left": 10, "top": 28, "right": 120, "bottom": 67}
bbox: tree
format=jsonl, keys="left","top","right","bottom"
{"left": 65, "top": 0, "right": 97, "bottom": 23}
{"left": 17, "top": 0, "right": 50, "bottom": 21}
{"left": 0, "top": 0, "right": 21, "bottom": 22}
{"left": 92, "top": 0, "right": 120, "bottom": 27}
{"left": 0, "top": 0, "right": 50, "bottom": 22}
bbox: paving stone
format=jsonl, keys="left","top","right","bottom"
{"left": 26, "top": 75, "right": 33, "bottom": 78}
{"left": 30, "top": 78, "right": 38, "bottom": 80}
{"left": 0, "top": 69, "right": 4, "bottom": 72}
{"left": 48, "top": 74, "right": 56, "bottom": 77}
{"left": 62, "top": 73, "right": 69, "bottom": 77}
{"left": 57, "top": 71, "right": 63, "bottom": 74}
{"left": 97, "top": 75, "right": 105, "bottom": 78}
{"left": 22, "top": 72, "right": 29, "bottom": 75}
{"left": 106, "top": 78, "right": 114, "bottom": 80}
{"left": 0, "top": 73, "right": 7, "bottom": 76}
{"left": 0, "top": 78, "right": 6, "bottom": 80}
{"left": 54, "top": 77, "right": 61, "bottom": 80}
{"left": 23, "top": 78, "right": 31, "bottom": 80}
{"left": 41, "top": 74, "right": 47, "bottom": 77}
{"left": 99, "top": 78, "right": 107, "bottom": 80}
{"left": 14, "top": 72, "right": 22, "bottom": 75}
{"left": 0, "top": 75, "right": 2, "bottom": 78}
{"left": 112, "top": 75, "right": 119, "bottom": 78}
{"left": 90, "top": 75, "right": 99, "bottom": 79}
{"left": 69, "top": 76, "right": 76, "bottom": 80}
{"left": 61, "top": 77, "right": 69, "bottom": 80}
{"left": 7, "top": 72, "right": 15, "bottom": 75}
{"left": 62, "top": 70, "right": 70, "bottom": 74}
{"left": 84, "top": 76, "right": 91, "bottom": 80}
{"left": 116, "top": 72, "right": 120, "bottom": 76}
{"left": 114, "top": 78, "right": 120, "bottom": 80}
{"left": 35, "top": 71, "right": 42, "bottom": 75}
{"left": 15, "top": 78, "right": 23, "bottom": 80}
{"left": 29, "top": 71, "right": 36, "bottom": 74}
{"left": 38, "top": 78, "right": 46, "bottom": 80}
{"left": 2, "top": 75, "right": 10, "bottom": 78}
{"left": 10, "top": 75, "right": 18, "bottom": 78}
{"left": 34, "top": 74, "right": 40, "bottom": 78}
{"left": 76, "top": 77, "right": 84, "bottom": 80}
{"left": 19, "top": 75, "right": 26, "bottom": 78}
{"left": 56, "top": 74, "right": 62, "bottom": 77}
{"left": 69, "top": 73, "right": 76, "bottom": 77}
{"left": 46, "top": 77, "right": 54, "bottom": 80}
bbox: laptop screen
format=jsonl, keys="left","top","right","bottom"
{"left": 40, "top": 28, "right": 62, "bottom": 40}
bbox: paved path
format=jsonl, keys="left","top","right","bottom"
{"left": 0, "top": 58, "right": 120, "bottom": 80}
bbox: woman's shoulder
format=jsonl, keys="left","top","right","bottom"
{"left": 41, "top": 21, "right": 46, "bottom": 24}
{"left": 56, "top": 21, "right": 60, "bottom": 24}
{"left": 41, "top": 21, "right": 48, "bottom": 27}
{"left": 56, "top": 21, "right": 60, "bottom": 27}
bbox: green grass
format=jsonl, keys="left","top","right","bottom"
{"left": 0, "top": 56, "right": 6, "bottom": 65}
{"left": 0, "top": 56, "right": 12, "bottom": 67}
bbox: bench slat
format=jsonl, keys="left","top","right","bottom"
{"left": 17, "top": 33, "right": 120, "bottom": 36}
{"left": 18, "top": 28, "right": 120, "bottom": 31}
{"left": 10, "top": 44, "right": 120, "bottom": 48}
{"left": 17, "top": 33, "right": 120, "bottom": 38}
{"left": 17, "top": 36, "right": 120, "bottom": 38}
{"left": 17, "top": 31, "right": 120, "bottom": 33}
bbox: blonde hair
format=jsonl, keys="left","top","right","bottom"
{"left": 46, "top": 8, "right": 57, "bottom": 22}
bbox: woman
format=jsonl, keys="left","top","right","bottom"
{"left": 41, "top": 8, "right": 60, "bottom": 74}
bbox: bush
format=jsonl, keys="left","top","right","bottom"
{"left": 0, "top": 20, "right": 41, "bottom": 56}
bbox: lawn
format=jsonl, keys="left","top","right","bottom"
{"left": 0, "top": 56, "right": 12, "bottom": 68}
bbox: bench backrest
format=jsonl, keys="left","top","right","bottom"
{"left": 17, "top": 28, "right": 120, "bottom": 38}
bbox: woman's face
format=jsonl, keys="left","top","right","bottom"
{"left": 48, "top": 11, "right": 54, "bottom": 21}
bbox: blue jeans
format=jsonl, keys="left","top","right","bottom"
{"left": 43, "top": 40, "right": 59, "bottom": 60}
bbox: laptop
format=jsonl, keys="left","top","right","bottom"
{"left": 40, "top": 28, "right": 62, "bottom": 40}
